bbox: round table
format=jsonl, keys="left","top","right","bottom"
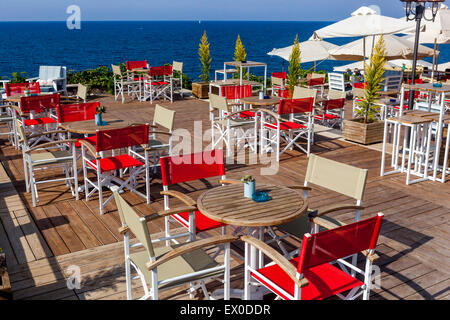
{"left": 239, "top": 96, "right": 282, "bottom": 108}
{"left": 198, "top": 183, "right": 308, "bottom": 299}
{"left": 58, "top": 118, "right": 146, "bottom": 134}
{"left": 197, "top": 183, "right": 308, "bottom": 227}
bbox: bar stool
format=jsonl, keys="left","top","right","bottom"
{"left": 381, "top": 114, "right": 433, "bottom": 185}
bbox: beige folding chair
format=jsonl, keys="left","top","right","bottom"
{"left": 272, "top": 76, "right": 286, "bottom": 97}
{"left": 209, "top": 93, "right": 257, "bottom": 157}
{"left": 171, "top": 61, "right": 184, "bottom": 98}
{"left": 131, "top": 104, "right": 175, "bottom": 177}
{"left": 112, "top": 64, "right": 141, "bottom": 103}
{"left": 15, "top": 119, "right": 78, "bottom": 207}
{"left": 61, "top": 84, "right": 88, "bottom": 103}
{"left": 268, "top": 154, "right": 368, "bottom": 266}
{"left": 292, "top": 86, "right": 317, "bottom": 105}
{"left": 114, "top": 192, "right": 235, "bottom": 300}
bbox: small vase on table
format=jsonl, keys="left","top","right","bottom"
{"left": 241, "top": 175, "right": 255, "bottom": 199}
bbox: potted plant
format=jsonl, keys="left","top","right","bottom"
{"left": 342, "top": 35, "right": 386, "bottom": 145}
{"left": 234, "top": 34, "right": 247, "bottom": 79}
{"left": 95, "top": 105, "right": 106, "bottom": 126}
{"left": 286, "top": 34, "right": 301, "bottom": 98}
{"left": 192, "top": 31, "right": 211, "bottom": 99}
{"left": 241, "top": 174, "right": 255, "bottom": 198}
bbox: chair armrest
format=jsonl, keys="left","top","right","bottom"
{"left": 224, "top": 109, "right": 257, "bottom": 119}
{"left": 240, "top": 236, "right": 308, "bottom": 288}
{"left": 28, "top": 129, "right": 68, "bottom": 140}
{"left": 361, "top": 250, "right": 380, "bottom": 262}
{"left": 309, "top": 216, "right": 346, "bottom": 230}
{"left": 160, "top": 190, "right": 197, "bottom": 207}
{"left": 219, "top": 179, "right": 242, "bottom": 185}
{"left": 145, "top": 205, "right": 197, "bottom": 222}
{"left": 316, "top": 203, "right": 365, "bottom": 217}
{"left": 146, "top": 235, "right": 237, "bottom": 271}
{"left": 79, "top": 139, "right": 100, "bottom": 159}
{"left": 26, "top": 139, "right": 77, "bottom": 153}
{"left": 26, "top": 77, "right": 39, "bottom": 82}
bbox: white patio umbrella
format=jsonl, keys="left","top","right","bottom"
{"left": 333, "top": 59, "right": 433, "bottom": 72}
{"left": 330, "top": 34, "right": 436, "bottom": 61}
{"left": 311, "top": 6, "right": 421, "bottom": 61}
{"left": 267, "top": 38, "right": 338, "bottom": 63}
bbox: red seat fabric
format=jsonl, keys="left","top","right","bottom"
{"left": 394, "top": 104, "right": 409, "bottom": 110}
{"left": 239, "top": 110, "right": 260, "bottom": 118}
{"left": 174, "top": 210, "right": 225, "bottom": 233}
{"left": 23, "top": 117, "right": 57, "bottom": 126}
{"left": 252, "top": 259, "right": 363, "bottom": 300}
{"left": 264, "top": 121, "right": 307, "bottom": 130}
{"left": 88, "top": 154, "right": 144, "bottom": 173}
{"left": 75, "top": 135, "right": 97, "bottom": 148}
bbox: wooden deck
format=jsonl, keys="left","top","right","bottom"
{"left": 0, "top": 94, "right": 449, "bottom": 300}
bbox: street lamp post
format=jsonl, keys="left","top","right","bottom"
{"left": 400, "top": 0, "right": 444, "bottom": 110}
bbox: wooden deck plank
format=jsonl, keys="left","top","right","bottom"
{"left": 0, "top": 95, "right": 449, "bottom": 300}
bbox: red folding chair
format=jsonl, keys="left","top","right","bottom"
{"left": 5, "top": 82, "right": 40, "bottom": 97}
{"left": 259, "top": 97, "right": 314, "bottom": 160}
{"left": 314, "top": 97, "right": 346, "bottom": 130}
{"left": 15, "top": 94, "right": 60, "bottom": 147}
{"left": 160, "top": 149, "right": 228, "bottom": 243}
{"left": 221, "top": 84, "right": 254, "bottom": 116}
{"left": 243, "top": 213, "right": 383, "bottom": 300}
{"left": 126, "top": 60, "right": 149, "bottom": 81}
{"left": 81, "top": 124, "right": 150, "bottom": 214}
{"left": 56, "top": 102, "right": 99, "bottom": 146}
{"left": 307, "top": 75, "right": 325, "bottom": 97}
{"left": 271, "top": 72, "right": 287, "bottom": 97}
{"left": 143, "top": 66, "right": 173, "bottom": 103}
{"left": 352, "top": 82, "right": 368, "bottom": 89}
{"left": 126, "top": 60, "right": 148, "bottom": 71}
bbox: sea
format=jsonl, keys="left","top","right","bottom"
{"left": 0, "top": 21, "right": 448, "bottom": 81}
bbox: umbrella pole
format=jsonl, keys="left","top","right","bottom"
{"left": 408, "top": 12, "right": 423, "bottom": 110}
{"left": 431, "top": 38, "right": 437, "bottom": 82}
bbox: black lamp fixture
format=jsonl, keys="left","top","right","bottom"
{"left": 400, "top": 0, "right": 445, "bottom": 109}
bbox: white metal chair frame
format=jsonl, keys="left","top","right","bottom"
{"left": 259, "top": 101, "right": 314, "bottom": 161}
{"left": 114, "top": 192, "right": 234, "bottom": 300}
{"left": 16, "top": 120, "right": 78, "bottom": 207}
{"left": 80, "top": 132, "right": 150, "bottom": 214}
{"left": 209, "top": 94, "right": 258, "bottom": 157}
{"left": 112, "top": 64, "right": 141, "bottom": 103}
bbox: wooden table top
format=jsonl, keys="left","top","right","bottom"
{"left": 224, "top": 61, "right": 267, "bottom": 68}
{"left": 403, "top": 83, "right": 450, "bottom": 93}
{"left": 239, "top": 96, "right": 282, "bottom": 106}
{"left": 387, "top": 115, "right": 433, "bottom": 125}
{"left": 58, "top": 107, "right": 152, "bottom": 134}
{"left": 197, "top": 184, "right": 308, "bottom": 227}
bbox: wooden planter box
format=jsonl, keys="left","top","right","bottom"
{"left": 0, "top": 253, "right": 12, "bottom": 300}
{"left": 342, "top": 118, "right": 385, "bottom": 145}
{"left": 191, "top": 82, "right": 210, "bottom": 99}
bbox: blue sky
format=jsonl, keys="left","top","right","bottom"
{"left": 1, "top": 1, "right": 407, "bottom": 21}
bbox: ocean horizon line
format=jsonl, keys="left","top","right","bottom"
{"left": 0, "top": 19, "right": 337, "bottom": 23}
